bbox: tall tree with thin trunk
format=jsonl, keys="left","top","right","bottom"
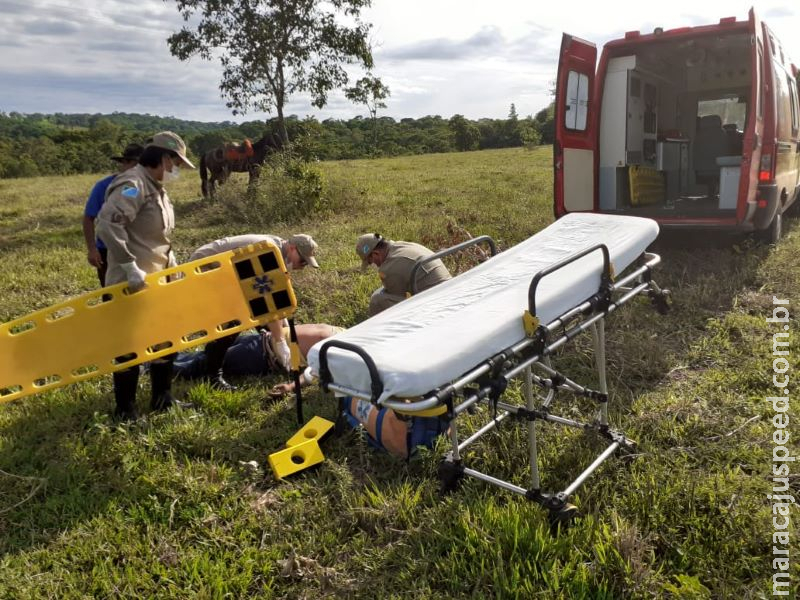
{"left": 345, "top": 75, "right": 390, "bottom": 154}
{"left": 166, "top": 0, "right": 374, "bottom": 143}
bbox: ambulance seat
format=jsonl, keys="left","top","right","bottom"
{"left": 693, "top": 115, "right": 728, "bottom": 196}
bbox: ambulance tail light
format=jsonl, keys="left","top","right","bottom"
{"left": 759, "top": 154, "right": 773, "bottom": 182}
{"left": 756, "top": 186, "right": 768, "bottom": 209}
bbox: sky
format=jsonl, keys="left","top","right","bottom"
{"left": 0, "top": 1, "right": 797, "bottom": 124}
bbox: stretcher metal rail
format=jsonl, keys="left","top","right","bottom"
{"left": 318, "top": 241, "right": 668, "bottom": 525}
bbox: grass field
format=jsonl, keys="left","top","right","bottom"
{"left": 0, "top": 146, "right": 797, "bottom": 598}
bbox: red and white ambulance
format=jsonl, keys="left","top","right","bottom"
{"left": 554, "top": 9, "right": 800, "bottom": 242}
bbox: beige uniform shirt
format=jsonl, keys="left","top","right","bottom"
{"left": 190, "top": 234, "right": 284, "bottom": 261}
{"left": 96, "top": 164, "right": 175, "bottom": 285}
{"left": 379, "top": 240, "right": 452, "bottom": 296}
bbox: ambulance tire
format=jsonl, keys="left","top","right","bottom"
{"left": 767, "top": 210, "right": 783, "bottom": 245}
{"left": 758, "top": 210, "right": 782, "bottom": 245}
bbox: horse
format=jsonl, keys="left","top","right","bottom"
{"left": 199, "top": 132, "right": 283, "bottom": 198}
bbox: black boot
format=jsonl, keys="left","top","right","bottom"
{"left": 150, "top": 356, "right": 178, "bottom": 411}
{"left": 205, "top": 335, "right": 238, "bottom": 391}
{"left": 112, "top": 367, "right": 140, "bottom": 422}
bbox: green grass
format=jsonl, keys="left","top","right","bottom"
{"left": 0, "top": 147, "right": 797, "bottom": 598}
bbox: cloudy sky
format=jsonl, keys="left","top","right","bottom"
{"left": 0, "top": 0, "right": 797, "bottom": 123}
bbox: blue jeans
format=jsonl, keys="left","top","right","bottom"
{"left": 173, "top": 333, "right": 270, "bottom": 379}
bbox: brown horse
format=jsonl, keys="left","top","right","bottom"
{"left": 199, "top": 132, "right": 283, "bottom": 198}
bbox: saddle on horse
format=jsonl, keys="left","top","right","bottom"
{"left": 223, "top": 139, "right": 255, "bottom": 162}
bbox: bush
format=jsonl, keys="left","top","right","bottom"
{"left": 243, "top": 151, "right": 326, "bottom": 226}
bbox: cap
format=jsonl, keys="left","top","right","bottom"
{"left": 146, "top": 131, "right": 196, "bottom": 169}
{"left": 288, "top": 234, "right": 319, "bottom": 268}
{"left": 355, "top": 233, "right": 383, "bottom": 268}
{"left": 111, "top": 143, "right": 144, "bottom": 163}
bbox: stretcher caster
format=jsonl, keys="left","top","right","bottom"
{"left": 649, "top": 288, "right": 671, "bottom": 315}
{"left": 547, "top": 503, "right": 580, "bottom": 533}
{"left": 438, "top": 460, "right": 464, "bottom": 495}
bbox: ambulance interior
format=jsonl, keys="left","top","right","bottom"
{"left": 598, "top": 32, "right": 752, "bottom": 216}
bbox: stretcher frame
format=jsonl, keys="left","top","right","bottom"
{"left": 318, "top": 242, "right": 668, "bottom": 526}
{"left": 409, "top": 234, "right": 497, "bottom": 293}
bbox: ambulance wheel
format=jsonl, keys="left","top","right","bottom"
{"left": 760, "top": 211, "right": 782, "bottom": 245}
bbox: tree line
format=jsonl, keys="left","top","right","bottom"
{"left": 0, "top": 104, "right": 555, "bottom": 180}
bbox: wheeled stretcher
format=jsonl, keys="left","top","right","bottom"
{"left": 308, "top": 213, "right": 669, "bottom": 524}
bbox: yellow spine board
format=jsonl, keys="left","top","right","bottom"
{"left": 0, "top": 241, "right": 296, "bottom": 403}
{"left": 285, "top": 416, "right": 335, "bottom": 447}
{"left": 268, "top": 438, "right": 324, "bottom": 480}
{"left": 628, "top": 165, "right": 665, "bottom": 206}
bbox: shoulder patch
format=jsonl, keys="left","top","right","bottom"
{"left": 121, "top": 185, "right": 139, "bottom": 199}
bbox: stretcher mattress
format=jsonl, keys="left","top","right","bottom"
{"left": 308, "top": 213, "right": 659, "bottom": 404}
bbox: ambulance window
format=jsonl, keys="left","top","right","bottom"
{"left": 565, "top": 70, "right": 589, "bottom": 131}
{"left": 697, "top": 97, "right": 746, "bottom": 130}
{"left": 789, "top": 74, "right": 799, "bottom": 132}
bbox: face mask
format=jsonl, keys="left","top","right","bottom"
{"left": 162, "top": 164, "right": 180, "bottom": 183}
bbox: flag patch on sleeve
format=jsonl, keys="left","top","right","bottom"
{"left": 121, "top": 186, "right": 139, "bottom": 198}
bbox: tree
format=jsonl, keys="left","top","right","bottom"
{"left": 535, "top": 102, "right": 556, "bottom": 145}
{"left": 167, "top": 0, "right": 375, "bottom": 143}
{"left": 508, "top": 103, "right": 519, "bottom": 122}
{"left": 449, "top": 115, "right": 480, "bottom": 152}
{"left": 345, "top": 75, "right": 390, "bottom": 154}
{"left": 503, "top": 103, "right": 523, "bottom": 147}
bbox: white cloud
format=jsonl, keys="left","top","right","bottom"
{"left": 0, "top": 0, "right": 796, "bottom": 123}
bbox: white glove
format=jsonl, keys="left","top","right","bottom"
{"left": 300, "top": 367, "right": 315, "bottom": 386}
{"left": 120, "top": 261, "right": 147, "bottom": 292}
{"left": 167, "top": 250, "right": 177, "bottom": 268}
{"left": 272, "top": 337, "right": 292, "bottom": 372}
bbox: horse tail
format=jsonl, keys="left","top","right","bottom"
{"left": 199, "top": 153, "right": 209, "bottom": 198}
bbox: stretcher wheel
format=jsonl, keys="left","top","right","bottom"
{"left": 438, "top": 460, "right": 464, "bottom": 495}
{"left": 650, "top": 289, "right": 671, "bottom": 315}
{"left": 548, "top": 502, "right": 580, "bottom": 532}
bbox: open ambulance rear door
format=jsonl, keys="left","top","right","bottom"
{"left": 741, "top": 8, "right": 767, "bottom": 227}
{"left": 554, "top": 34, "right": 597, "bottom": 218}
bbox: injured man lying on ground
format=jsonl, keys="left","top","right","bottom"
{"left": 173, "top": 323, "right": 342, "bottom": 397}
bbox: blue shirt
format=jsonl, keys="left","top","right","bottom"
{"left": 83, "top": 174, "right": 116, "bottom": 250}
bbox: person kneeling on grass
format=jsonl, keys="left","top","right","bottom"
{"left": 187, "top": 233, "right": 320, "bottom": 392}
{"left": 354, "top": 232, "right": 452, "bottom": 317}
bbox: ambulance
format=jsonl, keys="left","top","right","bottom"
{"left": 554, "top": 9, "right": 800, "bottom": 242}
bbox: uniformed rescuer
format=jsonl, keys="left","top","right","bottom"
{"left": 96, "top": 131, "right": 194, "bottom": 421}
{"left": 355, "top": 233, "right": 451, "bottom": 316}
{"left": 186, "top": 233, "right": 320, "bottom": 391}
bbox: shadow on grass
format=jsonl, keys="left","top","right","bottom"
{"left": 0, "top": 375, "right": 295, "bottom": 556}
{"left": 0, "top": 386, "right": 121, "bottom": 553}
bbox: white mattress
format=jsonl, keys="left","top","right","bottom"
{"left": 308, "top": 213, "right": 659, "bottom": 403}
